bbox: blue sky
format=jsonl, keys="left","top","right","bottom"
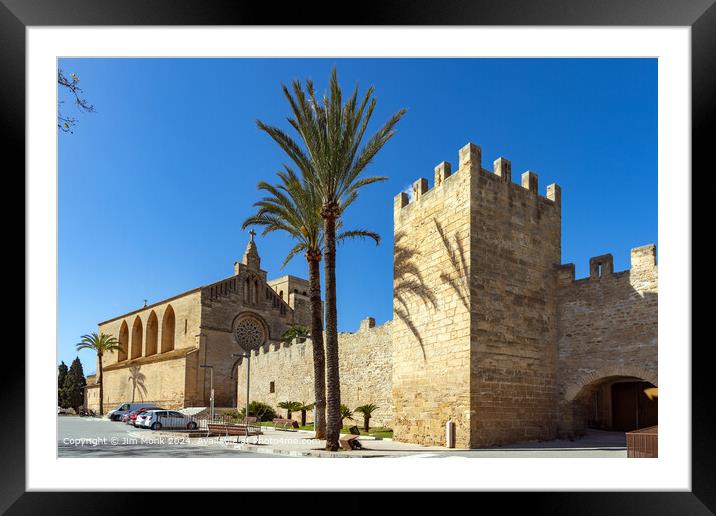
{"left": 58, "top": 58, "right": 657, "bottom": 374}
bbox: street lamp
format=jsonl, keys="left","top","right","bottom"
{"left": 232, "top": 352, "right": 251, "bottom": 422}
{"left": 200, "top": 364, "right": 214, "bottom": 421}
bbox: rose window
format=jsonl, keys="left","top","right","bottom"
{"left": 233, "top": 316, "right": 266, "bottom": 351}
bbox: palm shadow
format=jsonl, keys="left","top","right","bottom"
{"left": 433, "top": 218, "right": 470, "bottom": 313}
{"left": 393, "top": 230, "right": 438, "bottom": 361}
{"left": 127, "top": 365, "right": 147, "bottom": 403}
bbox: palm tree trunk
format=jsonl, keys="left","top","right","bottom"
{"left": 307, "top": 254, "right": 327, "bottom": 440}
{"left": 364, "top": 415, "right": 369, "bottom": 432}
{"left": 98, "top": 353, "right": 104, "bottom": 416}
{"left": 322, "top": 207, "right": 341, "bottom": 451}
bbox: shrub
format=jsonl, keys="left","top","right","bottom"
{"left": 239, "top": 401, "right": 277, "bottom": 422}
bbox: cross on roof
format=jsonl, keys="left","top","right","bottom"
{"left": 249, "top": 229, "right": 256, "bottom": 242}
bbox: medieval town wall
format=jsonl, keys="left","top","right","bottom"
{"left": 556, "top": 244, "right": 658, "bottom": 436}
{"left": 235, "top": 318, "right": 394, "bottom": 428}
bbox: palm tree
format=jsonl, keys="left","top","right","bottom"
{"left": 354, "top": 403, "right": 379, "bottom": 432}
{"left": 277, "top": 400, "right": 303, "bottom": 420}
{"left": 339, "top": 404, "right": 354, "bottom": 429}
{"left": 76, "top": 332, "right": 121, "bottom": 415}
{"left": 257, "top": 68, "right": 406, "bottom": 450}
{"left": 242, "top": 166, "right": 380, "bottom": 442}
{"left": 297, "top": 402, "right": 314, "bottom": 427}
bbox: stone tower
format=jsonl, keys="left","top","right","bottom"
{"left": 392, "top": 142, "right": 562, "bottom": 448}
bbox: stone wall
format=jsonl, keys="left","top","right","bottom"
{"left": 196, "top": 266, "right": 308, "bottom": 407}
{"left": 392, "top": 142, "right": 562, "bottom": 448}
{"left": 392, "top": 152, "right": 474, "bottom": 447}
{"left": 98, "top": 351, "right": 194, "bottom": 410}
{"left": 556, "top": 244, "right": 658, "bottom": 436}
{"left": 467, "top": 148, "right": 562, "bottom": 447}
{"left": 235, "top": 318, "right": 394, "bottom": 428}
{"left": 96, "top": 290, "right": 203, "bottom": 410}
{"left": 98, "top": 290, "right": 203, "bottom": 367}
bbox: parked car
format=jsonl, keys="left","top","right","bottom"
{"left": 143, "top": 410, "right": 198, "bottom": 431}
{"left": 126, "top": 407, "right": 160, "bottom": 426}
{"left": 107, "top": 403, "right": 160, "bottom": 421}
{"left": 134, "top": 412, "right": 152, "bottom": 428}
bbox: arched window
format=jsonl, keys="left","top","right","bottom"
{"left": 279, "top": 290, "right": 284, "bottom": 300}
{"left": 254, "top": 280, "right": 259, "bottom": 304}
{"left": 145, "top": 311, "right": 158, "bottom": 356}
{"left": 130, "top": 316, "right": 143, "bottom": 359}
{"left": 245, "top": 278, "right": 250, "bottom": 303}
{"left": 161, "top": 304, "right": 176, "bottom": 353}
{"left": 118, "top": 321, "right": 129, "bottom": 361}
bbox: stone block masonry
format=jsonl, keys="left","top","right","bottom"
{"left": 235, "top": 318, "right": 394, "bottom": 428}
{"left": 556, "top": 245, "right": 658, "bottom": 437}
{"left": 393, "top": 142, "right": 562, "bottom": 448}
{"left": 88, "top": 138, "right": 656, "bottom": 449}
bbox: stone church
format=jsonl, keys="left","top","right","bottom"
{"left": 86, "top": 141, "right": 658, "bottom": 449}
{"left": 87, "top": 234, "right": 312, "bottom": 411}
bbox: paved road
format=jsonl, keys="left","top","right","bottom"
{"left": 58, "top": 417, "right": 627, "bottom": 458}
{"left": 57, "top": 416, "right": 281, "bottom": 458}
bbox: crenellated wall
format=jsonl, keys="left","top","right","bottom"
{"left": 392, "top": 141, "right": 562, "bottom": 447}
{"left": 235, "top": 318, "right": 394, "bottom": 428}
{"left": 556, "top": 244, "right": 658, "bottom": 437}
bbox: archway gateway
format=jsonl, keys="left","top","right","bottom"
{"left": 571, "top": 375, "right": 658, "bottom": 434}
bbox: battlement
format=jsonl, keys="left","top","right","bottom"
{"left": 394, "top": 142, "right": 561, "bottom": 211}
{"left": 236, "top": 316, "right": 391, "bottom": 359}
{"left": 558, "top": 244, "right": 657, "bottom": 285}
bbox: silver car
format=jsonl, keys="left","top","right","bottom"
{"left": 143, "top": 410, "right": 198, "bottom": 431}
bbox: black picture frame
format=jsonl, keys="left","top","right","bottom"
{"left": 4, "top": 0, "right": 709, "bottom": 513}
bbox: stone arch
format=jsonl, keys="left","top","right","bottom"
{"left": 118, "top": 320, "right": 129, "bottom": 361}
{"left": 564, "top": 365, "right": 658, "bottom": 402}
{"left": 145, "top": 311, "right": 158, "bottom": 356}
{"left": 560, "top": 365, "right": 658, "bottom": 437}
{"left": 130, "top": 316, "right": 143, "bottom": 360}
{"left": 161, "top": 304, "right": 176, "bottom": 353}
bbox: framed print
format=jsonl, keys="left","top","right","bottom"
{"left": 4, "top": 0, "right": 711, "bottom": 512}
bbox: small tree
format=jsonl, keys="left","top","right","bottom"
{"left": 57, "top": 69, "right": 95, "bottom": 133}
{"left": 57, "top": 361, "right": 69, "bottom": 408}
{"left": 297, "top": 402, "right": 314, "bottom": 427}
{"left": 339, "top": 404, "right": 354, "bottom": 429}
{"left": 278, "top": 400, "right": 303, "bottom": 420}
{"left": 61, "top": 357, "right": 86, "bottom": 413}
{"left": 281, "top": 324, "right": 310, "bottom": 344}
{"left": 239, "top": 401, "right": 277, "bottom": 422}
{"left": 355, "top": 403, "right": 379, "bottom": 432}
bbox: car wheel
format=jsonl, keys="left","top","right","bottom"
{"left": 187, "top": 421, "right": 197, "bottom": 430}
{"left": 151, "top": 422, "right": 162, "bottom": 431}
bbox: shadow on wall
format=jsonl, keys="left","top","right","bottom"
{"left": 434, "top": 218, "right": 470, "bottom": 313}
{"left": 393, "top": 230, "right": 437, "bottom": 361}
{"left": 127, "top": 365, "right": 147, "bottom": 403}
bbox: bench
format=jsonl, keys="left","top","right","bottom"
{"left": 272, "top": 418, "right": 298, "bottom": 430}
{"left": 207, "top": 423, "right": 261, "bottom": 437}
{"left": 339, "top": 435, "right": 363, "bottom": 451}
{"left": 243, "top": 416, "right": 258, "bottom": 424}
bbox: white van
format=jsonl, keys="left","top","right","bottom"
{"left": 108, "top": 402, "right": 160, "bottom": 421}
